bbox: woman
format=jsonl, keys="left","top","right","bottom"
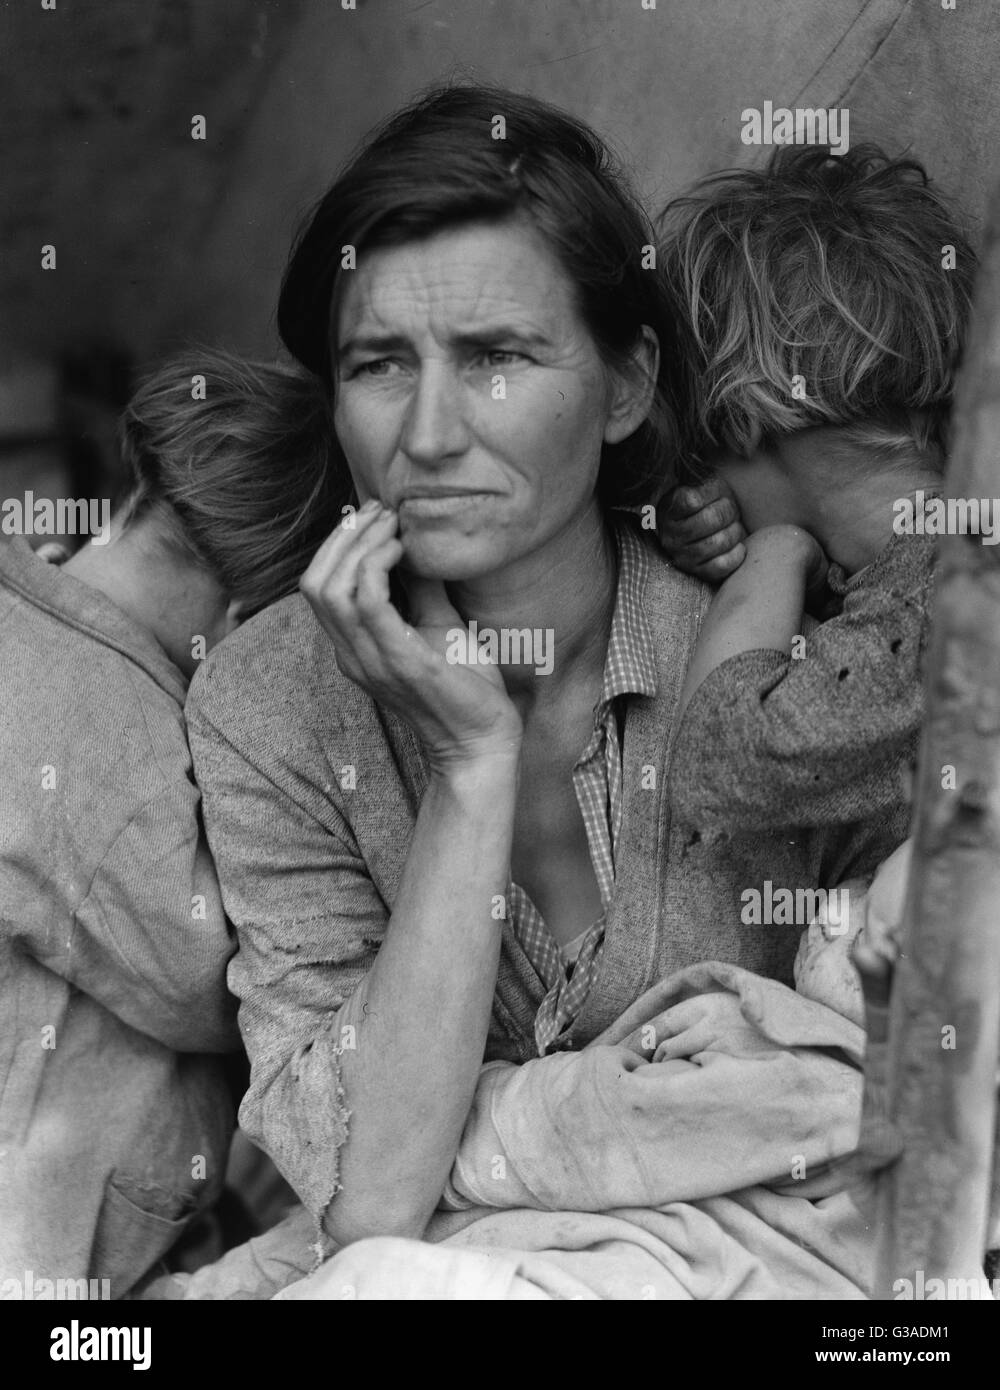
{"left": 185, "top": 87, "right": 908, "bottom": 1291}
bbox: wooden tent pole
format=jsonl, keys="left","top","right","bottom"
{"left": 873, "top": 187, "right": 1000, "bottom": 1299}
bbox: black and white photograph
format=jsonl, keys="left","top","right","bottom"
{"left": 2, "top": 0, "right": 1000, "bottom": 1353}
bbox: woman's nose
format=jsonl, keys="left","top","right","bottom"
{"left": 399, "top": 363, "right": 471, "bottom": 465}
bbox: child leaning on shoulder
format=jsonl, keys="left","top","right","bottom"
{"left": 653, "top": 142, "right": 974, "bottom": 1006}
{"left": 0, "top": 348, "right": 347, "bottom": 1297}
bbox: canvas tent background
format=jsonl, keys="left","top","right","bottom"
{"left": 3, "top": 0, "right": 1000, "bottom": 504}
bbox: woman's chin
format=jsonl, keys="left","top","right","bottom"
{"left": 399, "top": 533, "right": 501, "bottom": 581}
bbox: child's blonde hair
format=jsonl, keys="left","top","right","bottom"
{"left": 118, "top": 349, "right": 349, "bottom": 617}
{"left": 658, "top": 143, "right": 976, "bottom": 478}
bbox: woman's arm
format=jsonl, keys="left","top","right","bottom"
{"left": 187, "top": 689, "right": 519, "bottom": 1246}
{"left": 326, "top": 751, "right": 518, "bottom": 1245}
{"left": 296, "top": 503, "right": 526, "bottom": 1245}
{"left": 189, "top": 500, "right": 527, "bottom": 1247}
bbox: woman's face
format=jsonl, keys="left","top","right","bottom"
{"left": 331, "top": 218, "right": 629, "bottom": 580}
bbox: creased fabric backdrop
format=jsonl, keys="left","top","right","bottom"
{"left": 3, "top": 0, "right": 998, "bottom": 369}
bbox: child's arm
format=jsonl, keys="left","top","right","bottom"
{"left": 677, "top": 524, "right": 826, "bottom": 721}
{"left": 669, "top": 528, "right": 933, "bottom": 834}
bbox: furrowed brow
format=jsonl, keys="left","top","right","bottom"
{"left": 337, "top": 333, "right": 410, "bottom": 360}
{"left": 453, "top": 326, "right": 553, "bottom": 349}
{"left": 337, "top": 325, "right": 554, "bottom": 360}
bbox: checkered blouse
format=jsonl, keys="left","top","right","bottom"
{"left": 510, "top": 519, "right": 658, "bottom": 1054}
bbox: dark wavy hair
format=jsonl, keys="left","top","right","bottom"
{"left": 278, "top": 84, "right": 683, "bottom": 506}
{"left": 657, "top": 143, "right": 976, "bottom": 478}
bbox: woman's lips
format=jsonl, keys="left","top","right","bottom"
{"left": 397, "top": 492, "right": 496, "bottom": 519}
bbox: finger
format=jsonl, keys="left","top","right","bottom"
{"left": 675, "top": 521, "right": 746, "bottom": 567}
{"left": 301, "top": 501, "right": 391, "bottom": 594}
{"left": 659, "top": 496, "right": 742, "bottom": 547}
{"left": 300, "top": 515, "right": 400, "bottom": 672}
{"left": 302, "top": 508, "right": 399, "bottom": 616}
{"left": 350, "top": 538, "right": 438, "bottom": 674}
{"left": 654, "top": 1018, "right": 714, "bottom": 1061}
{"left": 645, "top": 997, "right": 704, "bottom": 1041}
{"left": 354, "top": 536, "right": 407, "bottom": 622}
{"left": 312, "top": 533, "right": 430, "bottom": 689}
{"left": 690, "top": 543, "right": 747, "bottom": 583}
{"left": 354, "top": 544, "right": 454, "bottom": 675}
{"left": 660, "top": 476, "right": 730, "bottom": 518}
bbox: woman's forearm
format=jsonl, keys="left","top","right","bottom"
{"left": 323, "top": 751, "right": 519, "bottom": 1247}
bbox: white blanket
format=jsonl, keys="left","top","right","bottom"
{"left": 142, "top": 960, "right": 879, "bottom": 1300}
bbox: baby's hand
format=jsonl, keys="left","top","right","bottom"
{"left": 656, "top": 475, "right": 747, "bottom": 582}
{"left": 852, "top": 839, "right": 913, "bottom": 1043}
{"left": 793, "top": 880, "right": 867, "bottom": 1026}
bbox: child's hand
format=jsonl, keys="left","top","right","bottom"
{"left": 656, "top": 475, "right": 747, "bottom": 582}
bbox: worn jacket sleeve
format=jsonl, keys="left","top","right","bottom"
{"left": 27, "top": 779, "right": 241, "bottom": 1055}
{"left": 669, "top": 540, "right": 932, "bottom": 833}
{"left": 185, "top": 681, "right": 386, "bottom": 1222}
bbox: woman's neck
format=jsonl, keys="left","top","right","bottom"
{"left": 445, "top": 501, "right": 618, "bottom": 708}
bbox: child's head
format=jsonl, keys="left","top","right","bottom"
{"left": 658, "top": 143, "right": 975, "bottom": 483}
{"left": 118, "top": 349, "right": 348, "bottom": 619}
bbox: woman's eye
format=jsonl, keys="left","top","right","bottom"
{"left": 355, "top": 358, "right": 397, "bottom": 378}
{"left": 482, "top": 349, "right": 525, "bottom": 367}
